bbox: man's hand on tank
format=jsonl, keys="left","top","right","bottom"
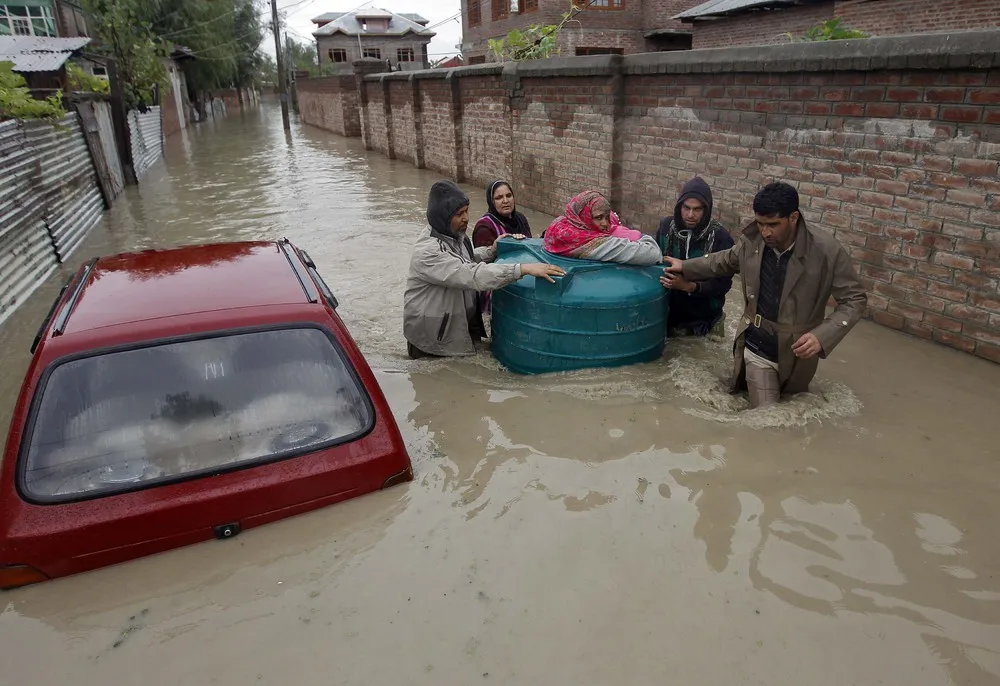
{"left": 521, "top": 263, "right": 566, "bottom": 283}
{"left": 495, "top": 233, "right": 527, "bottom": 245}
{"left": 663, "top": 256, "right": 684, "bottom": 273}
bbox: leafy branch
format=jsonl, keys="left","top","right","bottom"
{"left": 784, "top": 17, "right": 869, "bottom": 43}
{"left": 0, "top": 61, "right": 66, "bottom": 121}
{"left": 488, "top": 0, "right": 597, "bottom": 63}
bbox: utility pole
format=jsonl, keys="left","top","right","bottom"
{"left": 271, "top": 0, "right": 290, "bottom": 131}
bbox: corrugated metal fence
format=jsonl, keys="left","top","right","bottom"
{"left": 129, "top": 106, "right": 163, "bottom": 179}
{"left": 0, "top": 113, "right": 107, "bottom": 326}
{"left": 0, "top": 119, "right": 59, "bottom": 327}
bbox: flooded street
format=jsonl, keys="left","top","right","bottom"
{"left": 2, "top": 104, "right": 1000, "bottom": 685}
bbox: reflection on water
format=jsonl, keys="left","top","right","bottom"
{"left": 1, "top": 106, "right": 999, "bottom": 686}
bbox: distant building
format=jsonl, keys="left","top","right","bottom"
{"left": 461, "top": 0, "right": 703, "bottom": 63}
{"left": 434, "top": 54, "right": 465, "bottom": 69}
{"left": 675, "top": 0, "right": 1000, "bottom": 49}
{"left": 0, "top": 1, "right": 89, "bottom": 39}
{"left": 311, "top": 8, "right": 435, "bottom": 73}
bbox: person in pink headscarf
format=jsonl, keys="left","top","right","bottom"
{"left": 542, "top": 191, "right": 662, "bottom": 265}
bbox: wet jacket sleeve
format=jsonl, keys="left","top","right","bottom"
{"left": 583, "top": 235, "right": 663, "bottom": 266}
{"left": 681, "top": 241, "right": 742, "bottom": 280}
{"left": 812, "top": 247, "right": 868, "bottom": 358}
{"left": 694, "top": 230, "right": 736, "bottom": 297}
{"left": 412, "top": 244, "right": 521, "bottom": 292}
{"left": 472, "top": 219, "right": 496, "bottom": 250}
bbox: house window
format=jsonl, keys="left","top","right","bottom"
{"left": 362, "top": 47, "right": 381, "bottom": 59}
{"left": 575, "top": 47, "right": 624, "bottom": 55}
{"left": 521, "top": 0, "right": 538, "bottom": 11}
{"left": 574, "top": 0, "right": 624, "bottom": 8}
{"left": 0, "top": 4, "right": 57, "bottom": 37}
{"left": 468, "top": 0, "right": 481, "bottom": 27}
{"left": 491, "top": 0, "right": 507, "bottom": 22}
{"left": 467, "top": 55, "right": 486, "bottom": 65}
{"left": 397, "top": 48, "right": 414, "bottom": 62}
{"left": 328, "top": 48, "right": 348, "bottom": 63}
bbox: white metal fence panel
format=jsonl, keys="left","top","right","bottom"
{"left": 128, "top": 106, "right": 163, "bottom": 179}
{"left": 0, "top": 120, "right": 59, "bottom": 327}
{"left": 22, "top": 113, "right": 105, "bottom": 262}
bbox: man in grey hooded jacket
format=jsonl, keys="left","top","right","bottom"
{"left": 404, "top": 181, "right": 565, "bottom": 358}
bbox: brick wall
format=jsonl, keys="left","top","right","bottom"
{"left": 389, "top": 80, "right": 417, "bottom": 164}
{"left": 461, "top": 72, "right": 512, "bottom": 187}
{"left": 297, "top": 76, "right": 361, "bottom": 137}
{"left": 420, "top": 77, "right": 461, "bottom": 179}
{"left": 644, "top": 0, "right": 702, "bottom": 32}
{"left": 364, "top": 80, "right": 390, "bottom": 157}
{"left": 689, "top": 0, "right": 1000, "bottom": 49}
{"left": 463, "top": 0, "right": 646, "bottom": 59}
{"left": 691, "top": 4, "right": 833, "bottom": 49}
{"left": 297, "top": 32, "right": 1000, "bottom": 363}
{"left": 512, "top": 73, "right": 617, "bottom": 215}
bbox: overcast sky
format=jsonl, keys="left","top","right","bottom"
{"left": 263, "top": 0, "right": 465, "bottom": 62}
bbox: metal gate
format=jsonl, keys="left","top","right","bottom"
{"left": 0, "top": 120, "right": 59, "bottom": 327}
{"left": 128, "top": 105, "right": 163, "bottom": 179}
{"left": 23, "top": 113, "right": 106, "bottom": 262}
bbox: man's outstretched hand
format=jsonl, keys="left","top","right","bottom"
{"left": 521, "top": 263, "right": 566, "bottom": 283}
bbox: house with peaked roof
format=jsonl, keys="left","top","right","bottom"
{"left": 310, "top": 8, "right": 435, "bottom": 72}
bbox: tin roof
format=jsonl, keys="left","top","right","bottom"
{"left": 400, "top": 13, "right": 429, "bottom": 25}
{"left": 311, "top": 12, "right": 346, "bottom": 23}
{"left": 0, "top": 36, "right": 91, "bottom": 72}
{"left": 674, "top": 0, "right": 801, "bottom": 20}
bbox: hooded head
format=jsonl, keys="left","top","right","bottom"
{"left": 427, "top": 181, "right": 470, "bottom": 238}
{"left": 673, "top": 177, "right": 714, "bottom": 235}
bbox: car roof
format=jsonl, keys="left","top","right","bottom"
{"left": 59, "top": 241, "right": 318, "bottom": 335}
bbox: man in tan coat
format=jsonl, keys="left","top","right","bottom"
{"left": 663, "top": 182, "right": 867, "bottom": 408}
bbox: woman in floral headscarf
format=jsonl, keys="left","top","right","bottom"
{"left": 542, "top": 191, "right": 662, "bottom": 265}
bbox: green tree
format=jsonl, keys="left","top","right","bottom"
{"left": 488, "top": 0, "right": 595, "bottom": 63}
{"left": 82, "top": 0, "right": 168, "bottom": 109}
{"left": 287, "top": 37, "right": 317, "bottom": 74}
{"left": 0, "top": 61, "right": 66, "bottom": 121}
{"left": 796, "top": 17, "right": 868, "bottom": 42}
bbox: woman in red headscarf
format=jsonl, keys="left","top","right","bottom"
{"left": 542, "top": 191, "right": 663, "bottom": 265}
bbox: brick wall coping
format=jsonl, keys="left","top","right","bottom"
{"left": 349, "top": 28, "right": 1000, "bottom": 83}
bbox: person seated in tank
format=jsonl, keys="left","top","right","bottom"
{"left": 472, "top": 179, "right": 532, "bottom": 249}
{"left": 404, "top": 181, "right": 566, "bottom": 359}
{"left": 656, "top": 177, "right": 736, "bottom": 338}
{"left": 542, "top": 191, "right": 662, "bottom": 266}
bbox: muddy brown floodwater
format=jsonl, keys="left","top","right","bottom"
{"left": 2, "top": 105, "right": 1000, "bottom": 685}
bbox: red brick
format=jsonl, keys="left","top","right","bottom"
{"left": 918, "top": 262, "right": 954, "bottom": 281}
{"left": 888, "top": 301, "right": 927, "bottom": 322}
{"left": 910, "top": 184, "right": 948, "bottom": 201}
{"left": 946, "top": 189, "right": 988, "bottom": 207}
{"left": 974, "top": 342, "right": 1000, "bottom": 363}
{"left": 898, "top": 168, "right": 927, "bottom": 184}
{"left": 886, "top": 88, "right": 922, "bottom": 102}
{"left": 895, "top": 196, "right": 929, "bottom": 213}
{"left": 923, "top": 312, "right": 962, "bottom": 329}
{"left": 970, "top": 294, "right": 1000, "bottom": 314}
{"left": 927, "top": 281, "right": 970, "bottom": 302}
{"left": 867, "top": 236, "right": 901, "bottom": 255}
{"left": 946, "top": 303, "right": 992, "bottom": 324}
{"left": 903, "top": 244, "right": 933, "bottom": 260}
{"left": 893, "top": 273, "right": 928, "bottom": 291}
{"left": 833, "top": 102, "right": 864, "bottom": 117}
{"left": 859, "top": 191, "right": 896, "bottom": 209}
{"left": 968, "top": 89, "right": 1000, "bottom": 105}
{"left": 940, "top": 106, "right": 982, "bottom": 123}
{"left": 942, "top": 223, "right": 985, "bottom": 240}
{"left": 918, "top": 156, "right": 954, "bottom": 172}
{"left": 955, "top": 240, "right": 1000, "bottom": 260}
{"left": 922, "top": 234, "right": 957, "bottom": 251}
{"left": 930, "top": 204, "right": 971, "bottom": 221}
{"left": 874, "top": 179, "right": 909, "bottom": 196}
{"left": 883, "top": 255, "right": 918, "bottom": 272}
{"left": 966, "top": 326, "right": 1000, "bottom": 347}
{"left": 925, "top": 88, "right": 965, "bottom": 103}
{"left": 958, "top": 272, "right": 999, "bottom": 292}
{"left": 928, "top": 172, "right": 970, "bottom": 189}
{"left": 866, "top": 165, "right": 897, "bottom": 180}
{"left": 906, "top": 216, "right": 943, "bottom": 233}
{"left": 971, "top": 176, "right": 1000, "bottom": 193}
{"left": 935, "top": 331, "right": 976, "bottom": 353}
{"left": 955, "top": 158, "right": 999, "bottom": 176}
{"left": 860, "top": 263, "right": 893, "bottom": 282}
{"left": 903, "top": 320, "right": 935, "bottom": 339}
{"left": 932, "top": 252, "right": 976, "bottom": 270}
{"left": 872, "top": 310, "right": 904, "bottom": 330}
{"left": 885, "top": 225, "right": 919, "bottom": 241}
{"left": 804, "top": 102, "right": 831, "bottom": 115}
{"left": 971, "top": 209, "right": 1000, "bottom": 226}
{"left": 901, "top": 104, "right": 939, "bottom": 119}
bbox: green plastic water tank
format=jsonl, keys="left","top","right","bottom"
{"left": 491, "top": 238, "right": 668, "bottom": 375}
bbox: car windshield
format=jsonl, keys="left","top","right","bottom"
{"left": 21, "top": 328, "right": 373, "bottom": 501}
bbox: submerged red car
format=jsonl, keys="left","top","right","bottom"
{"left": 0, "top": 239, "right": 412, "bottom": 590}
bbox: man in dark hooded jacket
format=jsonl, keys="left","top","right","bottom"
{"left": 403, "top": 181, "right": 564, "bottom": 358}
{"left": 656, "top": 177, "right": 735, "bottom": 337}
